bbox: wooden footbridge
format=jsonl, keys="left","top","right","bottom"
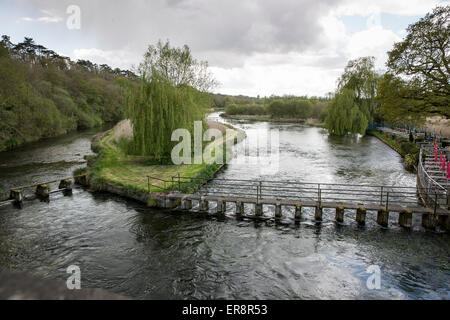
{"left": 1, "top": 145, "right": 449, "bottom": 231}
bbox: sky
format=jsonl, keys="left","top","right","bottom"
{"left": 0, "top": 0, "right": 447, "bottom": 97}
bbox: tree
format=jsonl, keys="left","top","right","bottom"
{"left": 383, "top": 5, "right": 449, "bottom": 119}
{"left": 1, "top": 35, "right": 13, "bottom": 50}
{"left": 326, "top": 89, "right": 369, "bottom": 135}
{"left": 0, "top": 34, "right": 135, "bottom": 151}
{"left": 325, "top": 57, "right": 379, "bottom": 135}
{"left": 139, "top": 40, "right": 218, "bottom": 92}
{"left": 337, "top": 56, "right": 379, "bottom": 122}
{"left": 125, "top": 73, "right": 207, "bottom": 160}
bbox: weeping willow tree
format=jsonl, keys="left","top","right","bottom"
{"left": 326, "top": 89, "right": 369, "bottom": 135}
{"left": 326, "top": 57, "right": 379, "bottom": 135}
{"left": 125, "top": 72, "right": 208, "bottom": 161}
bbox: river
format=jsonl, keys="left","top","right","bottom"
{"left": 0, "top": 116, "right": 448, "bottom": 299}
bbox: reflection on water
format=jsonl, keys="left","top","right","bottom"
{"left": 0, "top": 117, "right": 448, "bottom": 299}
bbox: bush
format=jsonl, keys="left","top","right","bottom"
{"left": 225, "top": 104, "right": 242, "bottom": 115}
{"left": 4, "top": 138, "right": 19, "bottom": 150}
{"left": 268, "top": 99, "right": 313, "bottom": 119}
{"left": 400, "top": 141, "right": 419, "bottom": 156}
{"left": 404, "top": 153, "right": 418, "bottom": 171}
{"left": 225, "top": 104, "right": 267, "bottom": 115}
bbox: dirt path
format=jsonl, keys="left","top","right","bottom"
{"left": 110, "top": 119, "right": 133, "bottom": 142}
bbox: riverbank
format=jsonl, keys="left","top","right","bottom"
{"left": 220, "top": 113, "right": 326, "bottom": 127}
{"left": 0, "top": 122, "right": 116, "bottom": 153}
{"left": 76, "top": 119, "right": 245, "bottom": 203}
{"left": 367, "top": 130, "right": 420, "bottom": 171}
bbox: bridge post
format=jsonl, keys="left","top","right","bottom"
{"left": 10, "top": 189, "right": 23, "bottom": 204}
{"left": 199, "top": 197, "right": 209, "bottom": 213}
{"left": 377, "top": 209, "right": 389, "bottom": 227}
{"left": 36, "top": 184, "right": 49, "bottom": 200}
{"left": 445, "top": 215, "right": 450, "bottom": 232}
{"left": 275, "top": 203, "right": 282, "bottom": 219}
{"left": 147, "top": 194, "right": 165, "bottom": 208}
{"left": 398, "top": 210, "right": 412, "bottom": 228}
{"left": 74, "top": 174, "right": 88, "bottom": 186}
{"left": 422, "top": 213, "right": 436, "bottom": 230}
{"left": 235, "top": 201, "right": 243, "bottom": 216}
{"left": 182, "top": 198, "right": 192, "bottom": 211}
{"left": 165, "top": 196, "right": 181, "bottom": 209}
{"left": 58, "top": 179, "right": 73, "bottom": 195}
{"left": 216, "top": 200, "right": 225, "bottom": 215}
{"left": 294, "top": 203, "right": 302, "bottom": 221}
{"left": 314, "top": 205, "right": 323, "bottom": 221}
{"left": 255, "top": 203, "right": 263, "bottom": 217}
{"left": 437, "top": 215, "right": 448, "bottom": 231}
{"left": 356, "top": 207, "right": 366, "bottom": 226}
{"left": 335, "top": 206, "right": 344, "bottom": 223}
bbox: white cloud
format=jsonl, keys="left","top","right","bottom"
{"left": 211, "top": 10, "right": 404, "bottom": 96}
{"left": 335, "top": 0, "right": 442, "bottom": 16}
{"left": 20, "top": 0, "right": 445, "bottom": 96}
{"left": 73, "top": 48, "right": 140, "bottom": 71}
{"left": 346, "top": 26, "right": 402, "bottom": 70}
{"left": 19, "top": 9, "right": 62, "bottom": 23}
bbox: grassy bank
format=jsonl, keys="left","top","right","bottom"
{"left": 76, "top": 120, "right": 245, "bottom": 197}
{"left": 367, "top": 130, "right": 420, "bottom": 171}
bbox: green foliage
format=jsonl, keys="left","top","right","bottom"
{"left": 382, "top": 6, "right": 449, "bottom": 120}
{"left": 217, "top": 93, "right": 329, "bottom": 121}
{"left": 404, "top": 154, "right": 418, "bottom": 171}
{"left": 326, "top": 57, "right": 378, "bottom": 135}
{"left": 399, "top": 140, "right": 419, "bottom": 156}
{"left": 326, "top": 89, "right": 369, "bottom": 135}
{"left": 268, "top": 99, "right": 312, "bottom": 119}
{"left": 225, "top": 104, "right": 267, "bottom": 115}
{"left": 125, "top": 73, "right": 208, "bottom": 161}
{"left": 0, "top": 35, "right": 136, "bottom": 152}
{"left": 4, "top": 138, "right": 18, "bottom": 150}
{"left": 139, "top": 40, "right": 217, "bottom": 92}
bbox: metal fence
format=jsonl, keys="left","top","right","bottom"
{"left": 147, "top": 173, "right": 448, "bottom": 211}
{"left": 417, "top": 148, "right": 449, "bottom": 208}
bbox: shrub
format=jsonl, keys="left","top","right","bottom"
{"left": 225, "top": 104, "right": 267, "bottom": 115}
{"left": 4, "top": 138, "right": 19, "bottom": 150}
{"left": 268, "top": 99, "right": 314, "bottom": 119}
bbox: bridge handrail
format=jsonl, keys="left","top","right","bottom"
{"left": 147, "top": 172, "right": 449, "bottom": 210}
{"left": 418, "top": 148, "right": 447, "bottom": 192}
{"left": 417, "top": 148, "right": 448, "bottom": 208}
{"left": 171, "top": 175, "right": 425, "bottom": 189}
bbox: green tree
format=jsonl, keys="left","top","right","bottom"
{"left": 326, "top": 89, "right": 368, "bottom": 135}
{"left": 0, "top": 35, "right": 135, "bottom": 151}
{"left": 125, "top": 73, "right": 207, "bottom": 160}
{"left": 139, "top": 40, "right": 218, "bottom": 92}
{"left": 380, "top": 5, "right": 450, "bottom": 120}
{"left": 326, "top": 57, "right": 379, "bottom": 135}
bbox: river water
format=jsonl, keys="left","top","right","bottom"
{"left": 0, "top": 116, "right": 448, "bottom": 299}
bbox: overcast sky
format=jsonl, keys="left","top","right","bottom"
{"left": 1, "top": 0, "right": 447, "bottom": 97}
